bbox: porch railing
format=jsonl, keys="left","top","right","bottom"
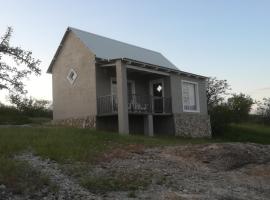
{"left": 97, "top": 95, "right": 117, "bottom": 114}
{"left": 97, "top": 94, "right": 172, "bottom": 115}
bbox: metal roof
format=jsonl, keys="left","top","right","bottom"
{"left": 47, "top": 27, "right": 207, "bottom": 79}
{"left": 69, "top": 27, "right": 179, "bottom": 71}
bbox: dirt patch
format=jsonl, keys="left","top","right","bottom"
{"left": 96, "top": 144, "right": 145, "bottom": 163}
{"left": 165, "top": 143, "right": 270, "bottom": 171}
{"left": 243, "top": 163, "right": 270, "bottom": 177}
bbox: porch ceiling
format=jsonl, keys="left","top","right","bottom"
{"left": 126, "top": 64, "right": 169, "bottom": 76}
{"left": 126, "top": 67, "right": 167, "bottom": 79}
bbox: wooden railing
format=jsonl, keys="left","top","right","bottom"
{"left": 97, "top": 94, "right": 172, "bottom": 115}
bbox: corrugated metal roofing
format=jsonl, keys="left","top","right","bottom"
{"left": 69, "top": 27, "right": 179, "bottom": 71}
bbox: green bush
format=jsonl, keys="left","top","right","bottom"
{"left": 0, "top": 105, "right": 30, "bottom": 125}
{"left": 0, "top": 96, "right": 52, "bottom": 124}
{"left": 9, "top": 95, "right": 53, "bottom": 118}
{"left": 257, "top": 98, "right": 270, "bottom": 125}
{"left": 227, "top": 93, "right": 254, "bottom": 123}
{"left": 209, "top": 104, "right": 233, "bottom": 136}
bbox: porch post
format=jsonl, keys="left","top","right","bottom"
{"left": 144, "top": 114, "right": 154, "bottom": 136}
{"left": 116, "top": 60, "right": 129, "bottom": 135}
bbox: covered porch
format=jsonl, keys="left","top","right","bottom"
{"left": 97, "top": 94, "right": 172, "bottom": 115}
{"left": 96, "top": 59, "right": 173, "bottom": 135}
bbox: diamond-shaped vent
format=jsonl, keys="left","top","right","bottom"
{"left": 67, "top": 68, "right": 77, "bottom": 85}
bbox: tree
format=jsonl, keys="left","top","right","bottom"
{"left": 227, "top": 93, "right": 254, "bottom": 123}
{"left": 210, "top": 103, "right": 233, "bottom": 135}
{"left": 206, "top": 77, "right": 230, "bottom": 111}
{"left": 0, "top": 27, "right": 41, "bottom": 95}
{"left": 9, "top": 94, "right": 52, "bottom": 118}
{"left": 257, "top": 98, "right": 270, "bottom": 125}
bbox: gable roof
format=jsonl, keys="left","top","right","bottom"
{"left": 47, "top": 27, "right": 179, "bottom": 73}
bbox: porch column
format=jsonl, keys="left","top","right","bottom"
{"left": 116, "top": 60, "right": 129, "bottom": 135}
{"left": 144, "top": 114, "right": 154, "bottom": 136}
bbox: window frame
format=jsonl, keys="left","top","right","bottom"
{"left": 181, "top": 80, "right": 200, "bottom": 113}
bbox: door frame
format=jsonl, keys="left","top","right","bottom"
{"left": 149, "top": 78, "right": 164, "bottom": 97}
{"left": 149, "top": 78, "right": 165, "bottom": 113}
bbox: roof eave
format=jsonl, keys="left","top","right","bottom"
{"left": 47, "top": 27, "right": 71, "bottom": 74}
{"left": 96, "top": 57, "right": 208, "bottom": 79}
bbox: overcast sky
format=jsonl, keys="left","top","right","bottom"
{"left": 0, "top": 0, "right": 269, "bottom": 103}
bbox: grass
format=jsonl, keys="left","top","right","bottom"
{"left": 0, "top": 127, "right": 215, "bottom": 163}
{"left": 0, "top": 123, "right": 269, "bottom": 195}
{"left": 0, "top": 123, "right": 268, "bottom": 164}
{"left": 216, "top": 123, "right": 270, "bottom": 144}
{"left": 0, "top": 105, "right": 52, "bottom": 125}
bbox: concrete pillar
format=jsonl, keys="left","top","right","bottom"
{"left": 116, "top": 60, "right": 129, "bottom": 135}
{"left": 144, "top": 114, "right": 154, "bottom": 136}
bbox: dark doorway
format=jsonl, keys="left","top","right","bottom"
{"left": 152, "top": 81, "right": 164, "bottom": 113}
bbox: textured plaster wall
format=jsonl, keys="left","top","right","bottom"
{"left": 170, "top": 74, "right": 208, "bottom": 115}
{"left": 52, "top": 31, "right": 97, "bottom": 120}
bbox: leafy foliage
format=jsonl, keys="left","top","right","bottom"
{"left": 207, "top": 77, "right": 232, "bottom": 135}
{"left": 206, "top": 77, "right": 231, "bottom": 111}
{"left": 9, "top": 94, "right": 52, "bottom": 118}
{"left": 0, "top": 104, "right": 30, "bottom": 125}
{"left": 0, "top": 27, "right": 41, "bottom": 94}
{"left": 209, "top": 104, "right": 233, "bottom": 136}
{"left": 257, "top": 98, "right": 270, "bottom": 125}
{"left": 207, "top": 78, "right": 256, "bottom": 135}
{"left": 227, "top": 93, "right": 254, "bottom": 123}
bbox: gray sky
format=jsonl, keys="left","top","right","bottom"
{"left": 1, "top": 0, "right": 269, "bottom": 103}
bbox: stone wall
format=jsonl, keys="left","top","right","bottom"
{"left": 174, "top": 113, "right": 211, "bottom": 138}
{"left": 53, "top": 115, "right": 96, "bottom": 129}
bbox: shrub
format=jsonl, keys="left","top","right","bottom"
{"left": 257, "top": 98, "right": 270, "bottom": 125}
{"left": 0, "top": 104, "right": 30, "bottom": 125}
{"left": 209, "top": 104, "right": 233, "bottom": 136}
{"left": 9, "top": 95, "right": 52, "bottom": 118}
{"left": 227, "top": 93, "right": 254, "bottom": 123}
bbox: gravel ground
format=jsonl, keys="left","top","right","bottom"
{"left": 3, "top": 143, "right": 270, "bottom": 200}
{"left": 14, "top": 153, "right": 100, "bottom": 200}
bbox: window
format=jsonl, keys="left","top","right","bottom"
{"left": 67, "top": 68, "right": 77, "bottom": 85}
{"left": 182, "top": 81, "right": 200, "bottom": 112}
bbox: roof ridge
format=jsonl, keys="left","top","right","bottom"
{"left": 68, "top": 26, "right": 163, "bottom": 55}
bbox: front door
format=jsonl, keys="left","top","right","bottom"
{"left": 150, "top": 79, "right": 164, "bottom": 113}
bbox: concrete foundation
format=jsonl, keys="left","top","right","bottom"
{"left": 54, "top": 115, "right": 96, "bottom": 128}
